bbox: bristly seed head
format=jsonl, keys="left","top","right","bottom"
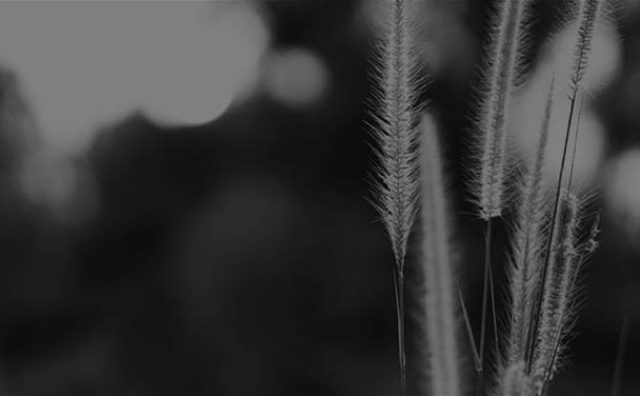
{"left": 369, "top": 0, "right": 422, "bottom": 270}
{"left": 473, "top": 0, "right": 534, "bottom": 219}
{"left": 497, "top": 361, "right": 535, "bottom": 396}
{"left": 570, "top": 0, "right": 603, "bottom": 92}
{"left": 504, "top": 78, "right": 555, "bottom": 366}
{"left": 533, "top": 191, "right": 581, "bottom": 390}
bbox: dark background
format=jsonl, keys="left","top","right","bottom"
{"left": 0, "top": 1, "right": 638, "bottom": 395}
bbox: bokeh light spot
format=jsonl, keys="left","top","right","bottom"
{"left": 0, "top": 2, "right": 270, "bottom": 154}
{"left": 264, "top": 48, "right": 329, "bottom": 109}
{"left": 606, "top": 149, "right": 640, "bottom": 236}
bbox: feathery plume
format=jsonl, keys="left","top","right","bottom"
{"left": 369, "top": 0, "right": 422, "bottom": 391}
{"left": 473, "top": 0, "right": 533, "bottom": 219}
{"left": 370, "top": 0, "right": 422, "bottom": 270}
{"left": 420, "top": 114, "right": 462, "bottom": 396}
{"left": 524, "top": 0, "right": 609, "bottom": 373}
{"left": 540, "top": 212, "right": 601, "bottom": 390}
{"left": 570, "top": 0, "right": 604, "bottom": 93}
{"left": 473, "top": 4, "right": 536, "bottom": 379}
{"left": 533, "top": 191, "right": 581, "bottom": 389}
{"left": 505, "top": 79, "right": 555, "bottom": 365}
{"left": 496, "top": 361, "right": 535, "bottom": 396}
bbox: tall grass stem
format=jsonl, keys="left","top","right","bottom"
{"left": 420, "top": 116, "right": 462, "bottom": 396}
{"left": 525, "top": 90, "right": 578, "bottom": 371}
{"left": 369, "top": 0, "right": 422, "bottom": 391}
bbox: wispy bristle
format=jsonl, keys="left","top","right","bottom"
{"left": 370, "top": 0, "right": 422, "bottom": 269}
{"left": 570, "top": 0, "right": 603, "bottom": 91}
{"left": 473, "top": 0, "right": 534, "bottom": 219}
{"left": 505, "top": 79, "right": 555, "bottom": 365}
{"left": 533, "top": 191, "right": 581, "bottom": 389}
{"left": 580, "top": 213, "right": 601, "bottom": 255}
{"left": 419, "top": 114, "right": 462, "bottom": 396}
{"left": 496, "top": 361, "right": 534, "bottom": 396}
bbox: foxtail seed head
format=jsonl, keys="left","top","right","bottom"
{"left": 370, "top": 0, "right": 422, "bottom": 269}
{"left": 473, "top": 0, "right": 535, "bottom": 219}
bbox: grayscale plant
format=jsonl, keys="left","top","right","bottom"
{"left": 367, "top": 1, "right": 616, "bottom": 395}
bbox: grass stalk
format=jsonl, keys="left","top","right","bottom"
{"left": 524, "top": 93, "right": 576, "bottom": 373}
{"left": 420, "top": 115, "right": 462, "bottom": 396}
{"left": 459, "top": 286, "right": 482, "bottom": 373}
{"left": 472, "top": 2, "right": 534, "bottom": 392}
{"left": 505, "top": 78, "right": 555, "bottom": 368}
{"left": 567, "top": 93, "right": 585, "bottom": 191}
{"left": 478, "top": 217, "right": 493, "bottom": 396}
{"left": 392, "top": 267, "right": 407, "bottom": 392}
{"left": 525, "top": 0, "right": 603, "bottom": 373}
{"left": 369, "top": 0, "right": 422, "bottom": 392}
{"left": 533, "top": 191, "right": 580, "bottom": 388}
